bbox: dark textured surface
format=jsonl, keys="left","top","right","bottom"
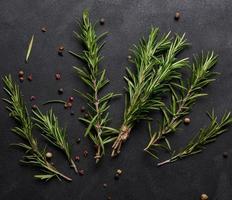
{"left": 0, "top": 1, "right": 232, "bottom": 199}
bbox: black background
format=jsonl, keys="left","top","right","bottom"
{"left": 0, "top": 1, "right": 232, "bottom": 200}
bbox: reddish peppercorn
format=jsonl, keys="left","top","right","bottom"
{"left": 83, "top": 150, "right": 88, "bottom": 157}
{"left": 59, "top": 46, "right": 65, "bottom": 51}
{"left": 55, "top": 73, "right": 61, "bottom": 80}
{"left": 78, "top": 169, "right": 84, "bottom": 176}
{"left": 19, "top": 77, "right": 24, "bottom": 82}
{"left": 175, "top": 12, "right": 180, "bottom": 20}
{"left": 75, "top": 155, "right": 80, "bottom": 161}
{"left": 80, "top": 106, "right": 86, "bottom": 113}
{"left": 30, "top": 96, "right": 36, "bottom": 101}
{"left": 27, "top": 74, "right": 32, "bottom": 81}
{"left": 69, "top": 96, "right": 74, "bottom": 102}
{"left": 18, "top": 70, "right": 24, "bottom": 77}
{"left": 67, "top": 102, "right": 72, "bottom": 108}
{"left": 184, "top": 117, "right": 191, "bottom": 125}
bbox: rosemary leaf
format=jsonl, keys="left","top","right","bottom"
{"left": 70, "top": 10, "right": 118, "bottom": 162}
{"left": 144, "top": 52, "right": 218, "bottom": 158}
{"left": 111, "top": 28, "right": 188, "bottom": 156}
{"left": 32, "top": 108, "right": 78, "bottom": 173}
{"left": 25, "top": 34, "right": 34, "bottom": 63}
{"left": 2, "top": 75, "right": 72, "bottom": 181}
{"left": 157, "top": 110, "right": 232, "bottom": 166}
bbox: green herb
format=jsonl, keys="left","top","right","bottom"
{"left": 25, "top": 34, "right": 34, "bottom": 63}
{"left": 157, "top": 110, "right": 232, "bottom": 166}
{"left": 69, "top": 10, "right": 119, "bottom": 162}
{"left": 43, "top": 100, "right": 66, "bottom": 105}
{"left": 32, "top": 108, "right": 78, "bottom": 173}
{"left": 144, "top": 52, "right": 218, "bottom": 158}
{"left": 2, "top": 75, "right": 72, "bottom": 181}
{"left": 111, "top": 28, "right": 188, "bottom": 156}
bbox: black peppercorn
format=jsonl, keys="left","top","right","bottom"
{"left": 58, "top": 88, "right": 64, "bottom": 94}
{"left": 223, "top": 152, "right": 228, "bottom": 158}
{"left": 100, "top": 18, "right": 105, "bottom": 25}
{"left": 80, "top": 106, "right": 86, "bottom": 113}
{"left": 114, "top": 173, "right": 119, "bottom": 180}
{"left": 175, "top": 12, "right": 180, "bottom": 20}
{"left": 76, "top": 138, "right": 81, "bottom": 144}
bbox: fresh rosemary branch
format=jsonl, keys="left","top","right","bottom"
{"left": 32, "top": 108, "right": 78, "bottom": 173}
{"left": 144, "top": 52, "right": 218, "bottom": 158}
{"left": 157, "top": 110, "right": 232, "bottom": 166}
{"left": 69, "top": 10, "right": 118, "bottom": 162}
{"left": 2, "top": 75, "right": 72, "bottom": 181}
{"left": 111, "top": 28, "right": 189, "bottom": 156}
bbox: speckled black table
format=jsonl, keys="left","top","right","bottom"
{"left": 1, "top": 1, "right": 232, "bottom": 199}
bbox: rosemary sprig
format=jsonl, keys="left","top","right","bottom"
{"left": 69, "top": 10, "right": 118, "bottom": 162}
{"left": 32, "top": 108, "right": 78, "bottom": 173}
{"left": 25, "top": 34, "right": 34, "bottom": 63}
{"left": 157, "top": 111, "right": 232, "bottom": 166}
{"left": 111, "top": 28, "right": 189, "bottom": 156}
{"left": 2, "top": 75, "right": 72, "bottom": 181}
{"left": 144, "top": 52, "right": 218, "bottom": 158}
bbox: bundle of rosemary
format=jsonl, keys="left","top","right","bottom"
{"left": 2, "top": 75, "right": 72, "bottom": 181}
{"left": 144, "top": 52, "right": 218, "bottom": 158}
{"left": 70, "top": 10, "right": 118, "bottom": 162}
{"left": 111, "top": 28, "right": 189, "bottom": 156}
{"left": 157, "top": 110, "right": 232, "bottom": 166}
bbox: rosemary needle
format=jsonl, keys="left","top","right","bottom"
{"left": 32, "top": 108, "right": 78, "bottom": 173}
{"left": 2, "top": 75, "right": 72, "bottom": 181}
{"left": 144, "top": 52, "right": 218, "bottom": 158}
{"left": 70, "top": 10, "right": 118, "bottom": 162}
{"left": 157, "top": 111, "right": 232, "bottom": 166}
{"left": 25, "top": 34, "right": 34, "bottom": 63}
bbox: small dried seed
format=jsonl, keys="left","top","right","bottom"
{"left": 84, "top": 113, "right": 89, "bottom": 118}
{"left": 100, "top": 18, "right": 105, "bottom": 25}
{"left": 80, "top": 106, "right": 86, "bottom": 113}
{"left": 18, "top": 70, "right": 24, "bottom": 77}
{"left": 223, "top": 152, "right": 228, "bottom": 158}
{"left": 46, "top": 152, "right": 53, "bottom": 159}
{"left": 30, "top": 96, "right": 36, "bottom": 101}
{"left": 27, "top": 74, "right": 32, "bottom": 81}
{"left": 41, "top": 27, "right": 47, "bottom": 32}
{"left": 103, "top": 183, "right": 107, "bottom": 188}
{"left": 83, "top": 150, "right": 88, "bottom": 157}
{"left": 69, "top": 96, "right": 74, "bottom": 102}
{"left": 59, "top": 46, "right": 65, "bottom": 51}
{"left": 184, "top": 117, "right": 191, "bottom": 125}
{"left": 76, "top": 138, "right": 81, "bottom": 144}
{"left": 31, "top": 104, "right": 38, "bottom": 110}
{"left": 200, "top": 194, "right": 208, "bottom": 200}
{"left": 175, "top": 12, "right": 180, "bottom": 20}
{"left": 75, "top": 155, "right": 80, "bottom": 161}
{"left": 67, "top": 102, "right": 72, "bottom": 108}
{"left": 116, "top": 169, "right": 122, "bottom": 175}
{"left": 70, "top": 110, "right": 75, "bottom": 115}
{"left": 78, "top": 169, "right": 84, "bottom": 176}
{"left": 58, "top": 88, "right": 64, "bottom": 94}
{"left": 55, "top": 73, "right": 61, "bottom": 80}
{"left": 19, "top": 77, "right": 24, "bottom": 82}
{"left": 114, "top": 173, "right": 119, "bottom": 180}
{"left": 107, "top": 196, "right": 112, "bottom": 200}
{"left": 58, "top": 50, "right": 63, "bottom": 56}
{"left": 127, "top": 55, "right": 132, "bottom": 60}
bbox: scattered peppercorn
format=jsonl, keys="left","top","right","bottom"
{"left": 55, "top": 73, "right": 61, "bottom": 80}
{"left": 223, "top": 151, "right": 228, "bottom": 158}
{"left": 78, "top": 169, "right": 84, "bottom": 176}
{"left": 67, "top": 102, "right": 72, "bottom": 108}
{"left": 46, "top": 152, "right": 53, "bottom": 159}
{"left": 184, "top": 117, "right": 191, "bottom": 125}
{"left": 127, "top": 55, "right": 132, "bottom": 60}
{"left": 27, "top": 74, "right": 32, "bottom": 81}
{"left": 58, "top": 50, "right": 63, "bottom": 56}
{"left": 114, "top": 173, "right": 119, "bottom": 180}
{"left": 174, "top": 12, "right": 180, "bottom": 20}
{"left": 59, "top": 46, "right": 65, "bottom": 51}
{"left": 116, "top": 169, "right": 122, "bottom": 175}
{"left": 76, "top": 138, "right": 81, "bottom": 144}
{"left": 18, "top": 70, "right": 24, "bottom": 77}
{"left": 84, "top": 113, "right": 89, "bottom": 118}
{"left": 80, "top": 106, "right": 86, "bottom": 113}
{"left": 19, "top": 77, "right": 24, "bottom": 82}
{"left": 69, "top": 96, "right": 74, "bottom": 102}
{"left": 31, "top": 104, "right": 38, "bottom": 110}
{"left": 64, "top": 103, "right": 68, "bottom": 109}
{"left": 70, "top": 110, "right": 75, "bottom": 116}
{"left": 75, "top": 155, "right": 80, "bottom": 161}
{"left": 107, "top": 196, "right": 112, "bottom": 200}
{"left": 103, "top": 183, "right": 107, "bottom": 188}
{"left": 58, "top": 88, "right": 64, "bottom": 94}
{"left": 30, "top": 96, "right": 36, "bottom": 101}
{"left": 41, "top": 27, "right": 47, "bottom": 32}
{"left": 100, "top": 18, "right": 105, "bottom": 25}
{"left": 200, "top": 193, "right": 208, "bottom": 200}
{"left": 83, "top": 150, "right": 88, "bottom": 157}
